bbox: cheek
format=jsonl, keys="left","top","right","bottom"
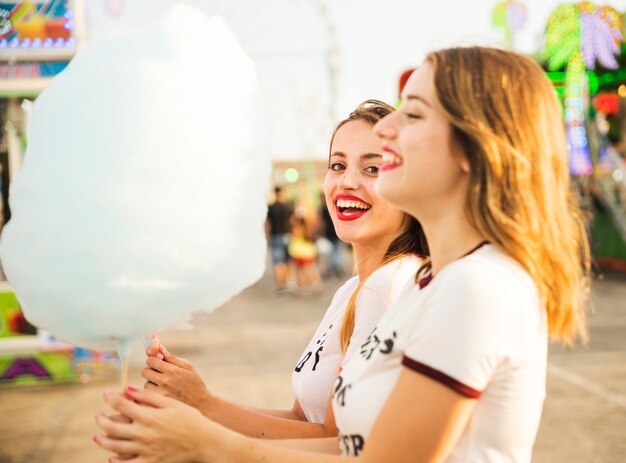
{"left": 376, "top": 203, "right": 405, "bottom": 228}
{"left": 323, "top": 174, "right": 335, "bottom": 210}
{"left": 387, "top": 209, "right": 406, "bottom": 230}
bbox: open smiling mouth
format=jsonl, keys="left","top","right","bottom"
{"left": 380, "top": 152, "right": 402, "bottom": 172}
{"left": 335, "top": 197, "right": 372, "bottom": 221}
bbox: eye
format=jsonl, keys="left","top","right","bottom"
{"left": 405, "top": 112, "right": 422, "bottom": 120}
{"left": 329, "top": 162, "right": 345, "bottom": 171}
{"left": 364, "top": 165, "right": 379, "bottom": 175}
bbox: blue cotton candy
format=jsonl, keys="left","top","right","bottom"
{"left": 0, "top": 5, "right": 270, "bottom": 352}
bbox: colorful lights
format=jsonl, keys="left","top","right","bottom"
{"left": 0, "top": 61, "right": 69, "bottom": 79}
{"left": 543, "top": 4, "right": 580, "bottom": 72}
{"left": 581, "top": 5, "right": 622, "bottom": 70}
{"left": 492, "top": 0, "right": 527, "bottom": 47}
{"left": 544, "top": 3, "right": 622, "bottom": 71}
{"left": 543, "top": 2, "right": 624, "bottom": 176}
{"left": 594, "top": 92, "right": 619, "bottom": 115}
{"left": 0, "top": 3, "right": 76, "bottom": 51}
{"left": 0, "top": 36, "right": 74, "bottom": 49}
{"left": 564, "top": 54, "right": 593, "bottom": 175}
{"left": 284, "top": 168, "right": 299, "bottom": 184}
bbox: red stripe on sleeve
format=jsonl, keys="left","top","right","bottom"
{"left": 402, "top": 356, "right": 482, "bottom": 399}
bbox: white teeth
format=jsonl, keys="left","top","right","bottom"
{"left": 382, "top": 152, "right": 402, "bottom": 165}
{"left": 336, "top": 199, "right": 371, "bottom": 210}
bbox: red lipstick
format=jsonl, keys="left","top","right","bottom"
{"left": 334, "top": 194, "right": 371, "bottom": 221}
{"left": 380, "top": 145, "right": 403, "bottom": 172}
{"left": 380, "top": 164, "right": 401, "bottom": 172}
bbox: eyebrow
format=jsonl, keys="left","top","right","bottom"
{"left": 329, "top": 152, "right": 382, "bottom": 160}
{"left": 403, "top": 94, "right": 432, "bottom": 107}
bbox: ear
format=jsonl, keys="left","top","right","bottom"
{"left": 448, "top": 130, "right": 470, "bottom": 173}
{"left": 458, "top": 154, "right": 470, "bottom": 173}
{"left": 451, "top": 142, "right": 470, "bottom": 173}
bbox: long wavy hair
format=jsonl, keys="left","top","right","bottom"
{"left": 330, "top": 100, "right": 429, "bottom": 354}
{"left": 425, "top": 47, "right": 590, "bottom": 344}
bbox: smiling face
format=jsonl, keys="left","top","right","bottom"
{"left": 324, "top": 120, "right": 406, "bottom": 247}
{"left": 374, "top": 64, "right": 470, "bottom": 221}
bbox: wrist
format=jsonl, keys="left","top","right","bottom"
{"left": 197, "top": 389, "right": 217, "bottom": 418}
{"left": 197, "top": 421, "right": 247, "bottom": 463}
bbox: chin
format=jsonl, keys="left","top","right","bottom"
{"left": 335, "top": 230, "right": 356, "bottom": 244}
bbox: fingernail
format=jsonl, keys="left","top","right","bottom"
{"left": 127, "top": 386, "right": 138, "bottom": 393}
{"left": 160, "top": 345, "right": 168, "bottom": 354}
{"left": 156, "top": 353, "right": 164, "bottom": 360}
{"left": 92, "top": 434, "right": 98, "bottom": 443}
{"left": 109, "top": 457, "right": 114, "bottom": 463}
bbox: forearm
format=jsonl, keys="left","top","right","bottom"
{"left": 200, "top": 430, "right": 349, "bottom": 463}
{"left": 196, "top": 391, "right": 300, "bottom": 421}
{"left": 262, "top": 436, "right": 341, "bottom": 454}
{"left": 204, "top": 395, "right": 334, "bottom": 439}
{"left": 245, "top": 406, "right": 301, "bottom": 420}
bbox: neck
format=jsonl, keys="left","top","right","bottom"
{"left": 352, "top": 238, "right": 394, "bottom": 282}
{"left": 419, "top": 206, "right": 486, "bottom": 276}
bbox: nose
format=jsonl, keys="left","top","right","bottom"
{"left": 373, "top": 112, "right": 397, "bottom": 140}
{"left": 339, "top": 164, "right": 360, "bottom": 190}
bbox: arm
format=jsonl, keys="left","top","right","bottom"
{"left": 358, "top": 368, "right": 475, "bottom": 462}
{"left": 245, "top": 370, "right": 475, "bottom": 462}
{"left": 95, "top": 389, "right": 348, "bottom": 463}
{"left": 142, "top": 345, "right": 337, "bottom": 439}
{"left": 262, "top": 436, "right": 340, "bottom": 454}
{"left": 95, "top": 374, "right": 474, "bottom": 463}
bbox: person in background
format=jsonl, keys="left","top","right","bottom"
{"left": 266, "top": 186, "right": 294, "bottom": 295}
{"left": 288, "top": 214, "right": 322, "bottom": 295}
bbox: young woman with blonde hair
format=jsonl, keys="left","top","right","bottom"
{"left": 95, "top": 47, "right": 589, "bottom": 463}
{"left": 131, "top": 99, "right": 427, "bottom": 440}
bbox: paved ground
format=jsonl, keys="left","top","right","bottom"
{"left": 0, "top": 269, "right": 624, "bottom": 463}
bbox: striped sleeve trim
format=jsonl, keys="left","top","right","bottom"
{"left": 402, "top": 355, "right": 482, "bottom": 399}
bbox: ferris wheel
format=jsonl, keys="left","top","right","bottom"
{"left": 85, "top": 0, "right": 339, "bottom": 161}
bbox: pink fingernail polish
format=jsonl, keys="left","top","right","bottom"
{"left": 127, "top": 386, "right": 138, "bottom": 393}
{"left": 92, "top": 434, "right": 98, "bottom": 443}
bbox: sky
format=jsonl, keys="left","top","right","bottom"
{"left": 329, "top": 0, "right": 626, "bottom": 119}
{"left": 84, "top": 0, "right": 626, "bottom": 160}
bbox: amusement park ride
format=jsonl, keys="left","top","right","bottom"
{"left": 541, "top": 1, "right": 626, "bottom": 268}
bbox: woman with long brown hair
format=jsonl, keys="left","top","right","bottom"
{"left": 95, "top": 47, "right": 588, "bottom": 463}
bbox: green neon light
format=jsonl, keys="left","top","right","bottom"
{"left": 547, "top": 71, "right": 599, "bottom": 95}
{"left": 596, "top": 69, "right": 626, "bottom": 87}
{"left": 547, "top": 69, "right": 626, "bottom": 94}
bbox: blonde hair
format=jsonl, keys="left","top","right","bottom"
{"left": 329, "top": 100, "right": 429, "bottom": 355}
{"left": 425, "top": 47, "right": 590, "bottom": 344}
{"left": 339, "top": 251, "right": 414, "bottom": 355}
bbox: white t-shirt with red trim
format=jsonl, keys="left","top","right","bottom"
{"left": 292, "top": 255, "right": 421, "bottom": 423}
{"left": 332, "top": 244, "right": 547, "bottom": 461}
